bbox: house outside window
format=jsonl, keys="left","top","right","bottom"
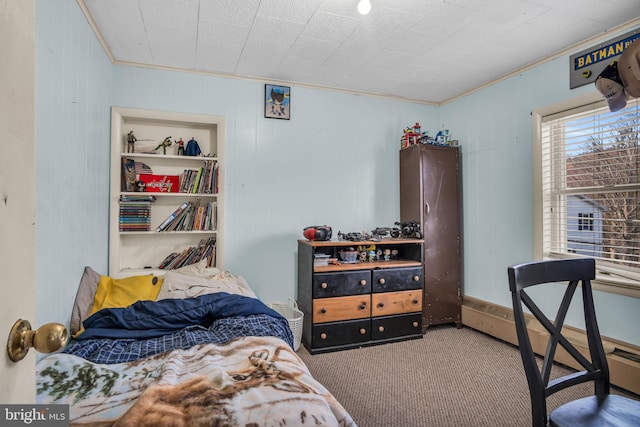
{"left": 533, "top": 95, "right": 640, "bottom": 297}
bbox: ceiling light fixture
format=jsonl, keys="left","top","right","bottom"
{"left": 357, "top": 0, "right": 371, "bottom": 15}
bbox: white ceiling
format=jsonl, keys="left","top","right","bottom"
{"left": 80, "top": 0, "right": 640, "bottom": 104}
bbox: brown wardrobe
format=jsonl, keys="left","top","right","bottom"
{"left": 400, "top": 143, "right": 462, "bottom": 332}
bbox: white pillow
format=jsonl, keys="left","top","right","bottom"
{"left": 171, "top": 259, "right": 223, "bottom": 278}
{"left": 156, "top": 269, "right": 257, "bottom": 300}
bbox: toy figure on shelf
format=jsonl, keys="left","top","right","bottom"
{"left": 177, "top": 138, "right": 185, "bottom": 155}
{"left": 155, "top": 136, "right": 173, "bottom": 155}
{"left": 400, "top": 122, "right": 430, "bottom": 148}
{"left": 434, "top": 129, "right": 451, "bottom": 145}
{"left": 395, "top": 221, "right": 423, "bottom": 239}
{"left": 186, "top": 137, "right": 202, "bottom": 156}
{"left": 126, "top": 131, "right": 137, "bottom": 153}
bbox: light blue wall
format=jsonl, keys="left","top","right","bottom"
{"left": 35, "top": 0, "right": 639, "bottom": 346}
{"left": 442, "top": 53, "right": 640, "bottom": 344}
{"left": 35, "top": 0, "right": 112, "bottom": 329}
{"left": 34, "top": 0, "right": 437, "bottom": 328}
{"left": 110, "top": 66, "right": 436, "bottom": 300}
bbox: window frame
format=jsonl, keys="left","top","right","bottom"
{"left": 533, "top": 92, "right": 640, "bottom": 299}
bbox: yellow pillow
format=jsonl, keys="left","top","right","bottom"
{"left": 89, "top": 274, "right": 163, "bottom": 316}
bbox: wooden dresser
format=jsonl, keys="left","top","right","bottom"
{"left": 297, "top": 239, "right": 424, "bottom": 354}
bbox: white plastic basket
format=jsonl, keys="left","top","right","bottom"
{"left": 268, "top": 298, "right": 304, "bottom": 351}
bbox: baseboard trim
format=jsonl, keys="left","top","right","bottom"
{"left": 461, "top": 295, "right": 640, "bottom": 395}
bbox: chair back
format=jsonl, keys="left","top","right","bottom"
{"left": 507, "top": 258, "right": 609, "bottom": 427}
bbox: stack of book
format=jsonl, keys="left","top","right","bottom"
{"left": 179, "top": 160, "right": 219, "bottom": 194}
{"left": 158, "top": 237, "right": 217, "bottom": 270}
{"left": 314, "top": 254, "right": 330, "bottom": 267}
{"left": 156, "top": 200, "right": 217, "bottom": 232}
{"left": 119, "top": 195, "right": 156, "bottom": 231}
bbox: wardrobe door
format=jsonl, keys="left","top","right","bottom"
{"left": 400, "top": 144, "right": 462, "bottom": 331}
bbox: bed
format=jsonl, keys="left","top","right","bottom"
{"left": 36, "top": 262, "right": 356, "bottom": 426}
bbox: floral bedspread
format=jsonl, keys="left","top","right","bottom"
{"left": 37, "top": 336, "right": 356, "bottom": 427}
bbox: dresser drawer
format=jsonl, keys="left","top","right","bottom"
{"left": 313, "top": 295, "right": 371, "bottom": 323}
{"left": 371, "top": 313, "right": 422, "bottom": 340}
{"left": 312, "top": 319, "right": 370, "bottom": 348}
{"left": 371, "top": 290, "right": 422, "bottom": 316}
{"left": 313, "top": 271, "right": 371, "bottom": 298}
{"left": 372, "top": 267, "right": 423, "bottom": 292}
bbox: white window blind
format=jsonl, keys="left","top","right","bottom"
{"left": 540, "top": 97, "right": 640, "bottom": 285}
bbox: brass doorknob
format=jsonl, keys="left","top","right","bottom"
{"left": 7, "top": 319, "right": 68, "bottom": 362}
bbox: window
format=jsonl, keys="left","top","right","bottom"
{"left": 578, "top": 213, "right": 594, "bottom": 231}
{"left": 534, "top": 95, "right": 640, "bottom": 297}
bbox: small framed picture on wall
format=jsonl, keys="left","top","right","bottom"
{"left": 265, "top": 84, "right": 291, "bottom": 120}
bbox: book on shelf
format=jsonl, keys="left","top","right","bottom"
{"left": 177, "top": 161, "right": 218, "bottom": 194}
{"left": 119, "top": 195, "right": 155, "bottom": 232}
{"left": 121, "top": 158, "right": 137, "bottom": 192}
{"left": 158, "top": 237, "right": 217, "bottom": 270}
{"left": 156, "top": 201, "right": 189, "bottom": 232}
{"left": 192, "top": 168, "right": 203, "bottom": 193}
{"left": 166, "top": 202, "right": 193, "bottom": 231}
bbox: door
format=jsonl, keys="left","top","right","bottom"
{"left": 400, "top": 144, "right": 462, "bottom": 330}
{"left": 419, "top": 145, "right": 462, "bottom": 326}
{"left": 0, "top": 0, "right": 37, "bottom": 403}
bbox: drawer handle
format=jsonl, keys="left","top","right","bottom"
{"left": 359, "top": 279, "right": 367, "bottom": 286}
{"left": 320, "top": 308, "right": 327, "bottom": 314}
{"left": 412, "top": 299, "right": 419, "bottom": 305}
{"left": 320, "top": 333, "right": 327, "bottom": 340}
{"left": 413, "top": 275, "right": 420, "bottom": 282}
{"left": 378, "top": 278, "right": 385, "bottom": 284}
{"left": 360, "top": 328, "right": 366, "bottom": 335}
{"left": 321, "top": 282, "right": 328, "bottom": 289}
{"left": 359, "top": 302, "right": 367, "bottom": 310}
{"left": 413, "top": 321, "right": 419, "bottom": 328}
{"left": 377, "top": 302, "right": 384, "bottom": 308}
{"left": 378, "top": 326, "right": 385, "bottom": 332}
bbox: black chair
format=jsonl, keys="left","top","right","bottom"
{"left": 507, "top": 258, "right": 640, "bottom": 427}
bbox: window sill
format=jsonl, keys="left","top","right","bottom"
{"left": 544, "top": 253, "right": 640, "bottom": 299}
{"left": 593, "top": 274, "right": 640, "bottom": 299}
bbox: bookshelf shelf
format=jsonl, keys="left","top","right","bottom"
{"left": 119, "top": 230, "right": 218, "bottom": 235}
{"left": 120, "top": 192, "right": 218, "bottom": 198}
{"left": 109, "top": 107, "right": 225, "bottom": 278}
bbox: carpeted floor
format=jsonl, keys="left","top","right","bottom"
{"left": 297, "top": 325, "right": 639, "bottom": 427}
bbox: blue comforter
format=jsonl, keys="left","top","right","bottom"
{"left": 77, "top": 292, "right": 284, "bottom": 340}
{"left": 65, "top": 293, "right": 294, "bottom": 364}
